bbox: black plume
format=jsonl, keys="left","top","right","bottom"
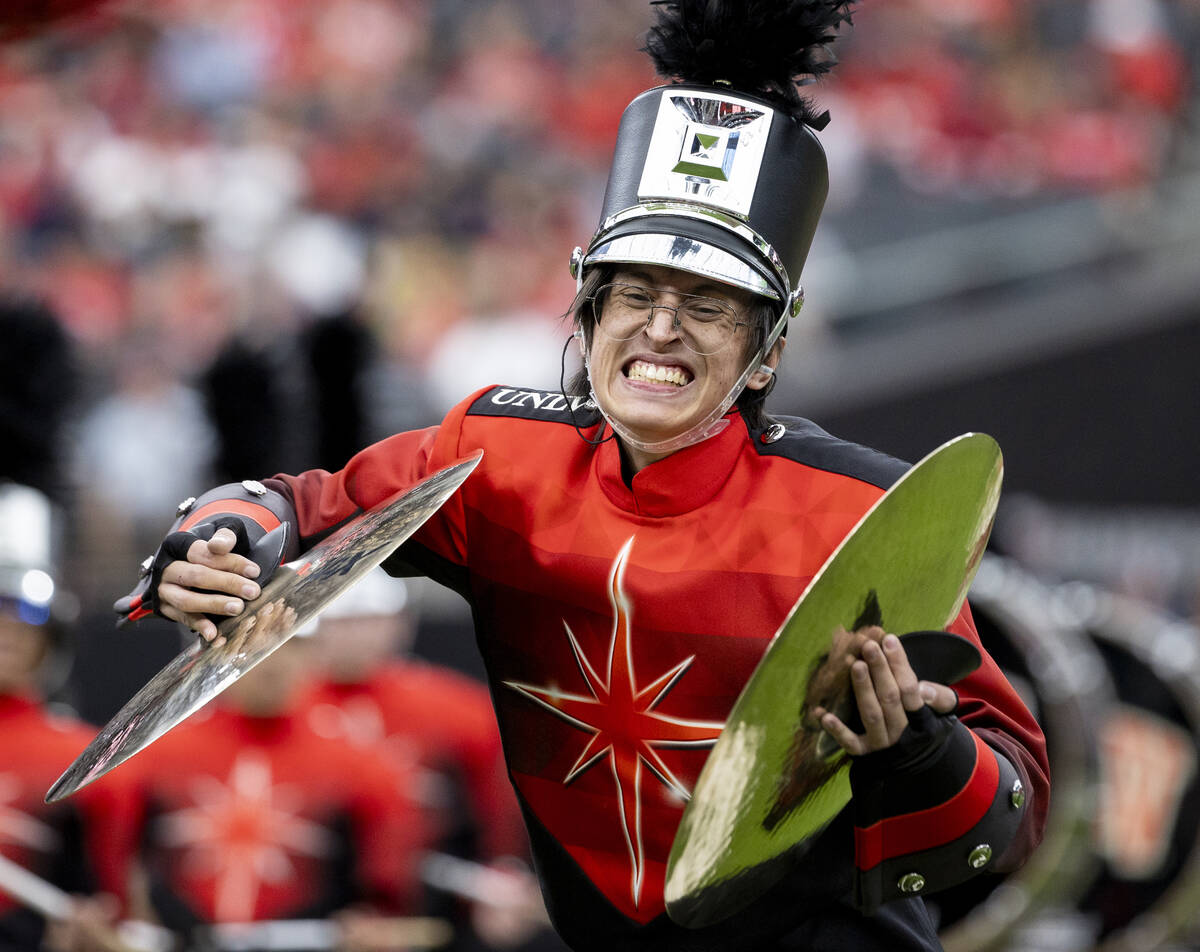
{"left": 643, "top": 0, "right": 856, "bottom": 124}
{"left": 0, "top": 297, "right": 78, "bottom": 500}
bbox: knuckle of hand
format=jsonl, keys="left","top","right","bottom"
{"left": 181, "top": 563, "right": 208, "bottom": 588}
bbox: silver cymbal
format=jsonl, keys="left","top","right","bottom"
{"left": 46, "top": 451, "right": 482, "bottom": 803}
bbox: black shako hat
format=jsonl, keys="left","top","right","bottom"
{"left": 571, "top": 1, "right": 856, "bottom": 327}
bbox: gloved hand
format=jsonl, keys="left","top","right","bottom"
{"left": 114, "top": 519, "right": 289, "bottom": 627}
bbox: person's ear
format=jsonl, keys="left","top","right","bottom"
{"left": 747, "top": 337, "right": 785, "bottom": 391}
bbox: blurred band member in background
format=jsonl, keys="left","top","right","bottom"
{"left": 0, "top": 298, "right": 145, "bottom": 952}
{"left": 132, "top": 620, "right": 432, "bottom": 951}
{"left": 306, "top": 570, "right": 559, "bottom": 950}
{"left": 0, "top": 483, "right": 142, "bottom": 952}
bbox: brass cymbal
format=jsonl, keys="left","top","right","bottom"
{"left": 665, "top": 433, "right": 1002, "bottom": 928}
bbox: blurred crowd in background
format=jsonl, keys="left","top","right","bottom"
{"left": 2, "top": 0, "right": 1200, "bottom": 949}
{"left": 0, "top": 0, "right": 1195, "bottom": 606}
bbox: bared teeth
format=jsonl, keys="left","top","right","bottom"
{"left": 627, "top": 360, "right": 690, "bottom": 386}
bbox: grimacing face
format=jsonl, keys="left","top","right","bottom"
{"left": 585, "top": 263, "right": 781, "bottom": 469}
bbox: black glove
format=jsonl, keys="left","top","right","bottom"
{"left": 114, "top": 519, "right": 289, "bottom": 627}
{"left": 849, "top": 704, "right": 959, "bottom": 784}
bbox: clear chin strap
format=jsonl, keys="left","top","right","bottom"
{"left": 580, "top": 305, "right": 789, "bottom": 457}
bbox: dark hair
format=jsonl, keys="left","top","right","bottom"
{"left": 563, "top": 266, "right": 779, "bottom": 432}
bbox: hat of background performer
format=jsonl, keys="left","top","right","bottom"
{"left": 0, "top": 483, "right": 62, "bottom": 628}
{"left": 289, "top": 571, "right": 409, "bottom": 640}
{"left": 318, "top": 568, "right": 409, "bottom": 623}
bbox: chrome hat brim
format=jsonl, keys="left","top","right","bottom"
{"left": 584, "top": 233, "right": 779, "bottom": 300}
{"left": 581, "top": 200, "right": 791, "bottom": 301}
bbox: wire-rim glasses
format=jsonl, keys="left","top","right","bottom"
{"left": 589, "top": 283, "right": 747, "bottom": 356}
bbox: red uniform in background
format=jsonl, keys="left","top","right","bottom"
{"left": 303, "top": 661, "right": 526, "bottom": 863}
{"left": 135, "top": 698, "right": 426, "bottom": 930}
{"left": 0, "top": 693, "right": 141, "bottom": 948}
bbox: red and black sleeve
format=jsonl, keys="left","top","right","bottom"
{"left": 849, "top": 706, "right": 1028, "bottom": 912}
{"left": 850, "top": 603, "right": 1047, "bottom": 912}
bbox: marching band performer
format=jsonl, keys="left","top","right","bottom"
{"left": 116, "top": 3, "right": 1049, "bottom": 949}
{"left": 0, "top": 300, "right": 142, "bottom": 952}
{"left": 132, "top": 623, "right": 428, "bottom": 945}
{"left": 0, "top": 484, "right": 142, "bottom": 952}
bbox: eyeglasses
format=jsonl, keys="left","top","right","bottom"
{"left": 589, "top": 283, "right": 747, "bottom": 356}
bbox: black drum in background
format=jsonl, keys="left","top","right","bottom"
{"left": 936, "top": 556, "right": 1113, "bottom": 952}
{"left": 1054, "top": 584, "right": 1200, "bottom": 952}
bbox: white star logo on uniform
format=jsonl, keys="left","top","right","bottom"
{"left": 156, "top": 751, "right": 336, "bottom": 922}
{"left": 504, "top": 537, "right": 725, "bottom": 907}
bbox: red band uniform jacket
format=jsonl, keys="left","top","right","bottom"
{"left": 255, "top": 386, "right": 1048, "bottom": 952}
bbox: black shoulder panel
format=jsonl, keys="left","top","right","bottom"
{"left": 749, "top": 416, "right": 910, "bottom": 490}
{"left": 466, "top": 386, "right": 603, "bottom": 427}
